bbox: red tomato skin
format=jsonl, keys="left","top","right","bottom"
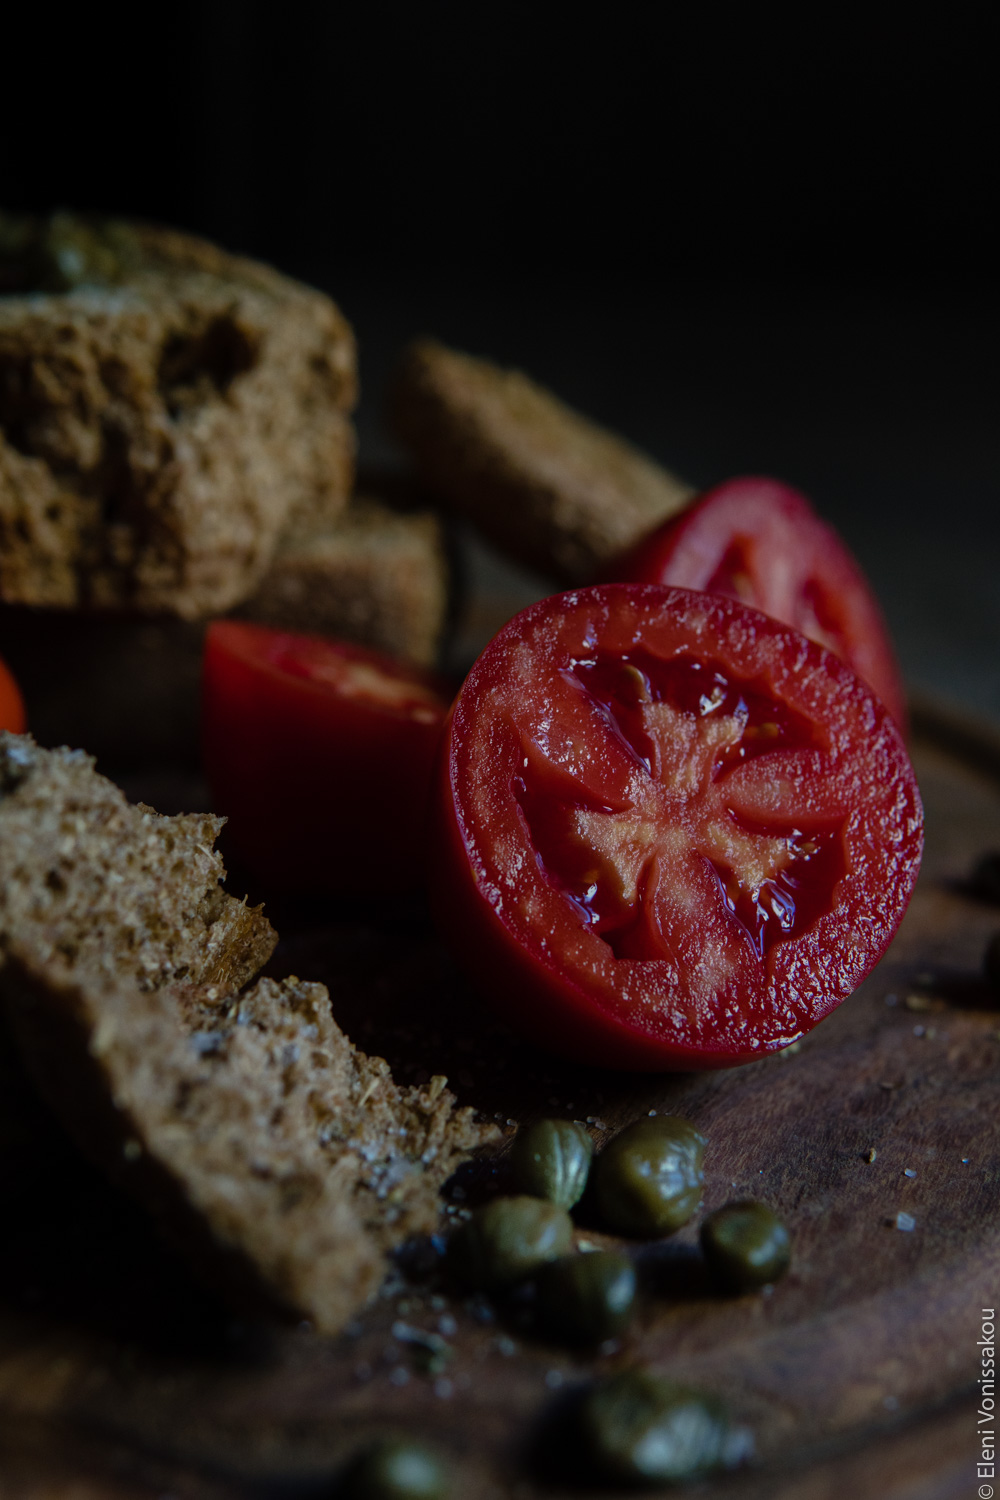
{"left": 609, "top": 477, "right": 907, "bottom": 732}
{"left": 428, "top": 585, "right": 923, "bottom": 1071}
{"left": 0, "top": 654, "right": 26, "bottom": 734}
{"left": 203, "top": 621, "right": 451, "bottom": 896}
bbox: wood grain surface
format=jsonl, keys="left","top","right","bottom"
{"left": 1, "top": 723, "right": 998, "bottom": 1499}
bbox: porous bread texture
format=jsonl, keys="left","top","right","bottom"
{"left": 0, "top": 214, "right": 356, "bottom": 619}
{"left": 0, "top": 734, "right": 274, "bottom": 991}
{"left": 0, "top": 734, "right": 495, "bottom": 1330}
{"left": 1, "top": 962, "right": 490, "bottom": 1333}
{"left": 389, "top": 339, "right": 695, "bottom": 584}
{"left": 237, "top": 495, "right": 450, "bottom": 666}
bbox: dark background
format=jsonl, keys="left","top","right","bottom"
{"left": 4, "top": 6, "right": 998, "bottom": 714}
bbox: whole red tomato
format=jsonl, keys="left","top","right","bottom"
{"left": 0, "top": 654, "right": 25, "bottom": 734}
{"left": 608, "top": 477, "right": 907, "bottom": 729}
{"left": 202, "top": 621, "right": 452, "bottom": 895}
{"left": 430, "top": 585, "right": 922, "bottom": 1070}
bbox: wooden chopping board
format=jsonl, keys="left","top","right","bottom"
{"left": 0, "top": 703, "right": 998, "bottom": 1500}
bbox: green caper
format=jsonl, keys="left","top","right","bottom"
{"left": 447, "top": 1195, "right": 574, "bottom": 1290}
{"left": 700, "top": 1200, "right": 791, "bottom": 1292}
{"left": 594, "top": 1116, "right": 706, "bottom": 1237}
{"left": 985, "top": 933, "right": 1000, "bottom": 995}
{"left": 509, "top": 1118, "right": 593, "bottom": 1208}
{"left": 536, "top": 1249, "right": 637, "bottom": 1345}
{"left": 578, "top": 1368, "right": 752, "bottom": 1486}
{"left": 340, "top": 1438, "right": 449, "bottom": 1499}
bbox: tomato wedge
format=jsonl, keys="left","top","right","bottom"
{"left": 608, "top": 477, "right": 907, "bottom": 729}
{"left": 0, "top": 653, "right": 25, "bottom": 734}
{"left": 202, "top": 621, "right": 452, "bottom": 895}
{"left": 429, "top": 585, "right": 922, "bottom": 1070}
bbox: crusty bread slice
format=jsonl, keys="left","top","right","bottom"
{"left": 0, "top": 734, "right": 274, "bottom": 990}
{"left": 389, "top": 339, "right": 695, "bottom": 584}
{"left": 0, "top": 734, "right": 494, "bottom": 1329}
{"left": 0, "top": 213, "right": 356, "bottom": 619}
{"left": 236, "top": 494, "right": 450, "bottom": 667}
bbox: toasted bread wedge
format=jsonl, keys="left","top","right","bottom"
{"left": 389, "top": 339, "right": 694, "bottom": 583}
{"left": 0, "top": 213, "right": 356, "bottom": 619}
{"left": 0, "top": 734, "right": 493, "bottom": 1330}
{"left": 237, "top": 494, "right": 450, "bottom": 666}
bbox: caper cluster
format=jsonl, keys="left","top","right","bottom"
{"left": 438, "top": 1114, "right": 787, "bottom": 1488}
{"left": 449, "top": 1112, "right": 790, "bottom": 1355}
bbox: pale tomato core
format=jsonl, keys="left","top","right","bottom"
{"left": 517, "top": 653, "right": 845, "bottom": 964}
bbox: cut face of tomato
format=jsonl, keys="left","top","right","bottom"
{"left": 608, "top": 477, "right": 907, "bottom": 730}
{"left": 430, "top": 585, "right": 923, "bottom": 1070}
{"left": 202, "top": 621, "right": 452, "bottom": 896}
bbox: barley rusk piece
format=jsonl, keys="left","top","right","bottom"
{"left": 0, "top": 734, "right": 275, "bottom": 991}
{"left": 1, "top": 959, "right": 491, "bottom": 1333}
{"left": 237, "top": 495, "right": 450, "bottom": 666}
{"left": 0, "top": 734, "right": 495, "bottom": 1330}
{"left": 389, "top": 339, "right": 694, "bottom": 584}
{"left": 0, "top": 214, "right": 356, "bottom": 619}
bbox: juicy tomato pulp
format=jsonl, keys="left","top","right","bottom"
{"left": 430, "top": 585, "right": 923, "bottom": 1070}
{"left": 0, "top": 654, "right": 25, "bottom": 734}
{"left": 608, "top": 477, "right": 907, "bottom": 730}
{"left": 202, "top": 621, "right": 452, "bottom": 895}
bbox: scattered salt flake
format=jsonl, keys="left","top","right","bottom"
{"left": 865, "top": 1148, "right": 877, "bottom": 1164}
{"left": 494, "top": 1335, "right": 517, "bottom": 1357}
{"left": 895, "top": 1212, "right": 916, "bottom": 1232}
{"left": 438, "top": 1314, "right": 457, "bottom": 1337}
{"left": 903, "top": 1168, "right": 917, "bottom": 1178}
{"left": 545, "top": 1370, "right": 565, "bottom": 1389}
{"left": 648, "top": 1109, "right": 657, "bottom": 1117}
{"left": 961, "top": 1157, "right": 971, "bottom": 1164}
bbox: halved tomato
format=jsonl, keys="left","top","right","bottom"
{"left": 202, "top": 621, "right": 452, "bottom": 895}
{"left": 0, "top": 654, "right": 25, "bottom": 734}
{"left": 429, "top": 585, "right": 922, "bottom": 1070}
{"left": 608, "top": 477, "right": 907, "bottom": 729}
